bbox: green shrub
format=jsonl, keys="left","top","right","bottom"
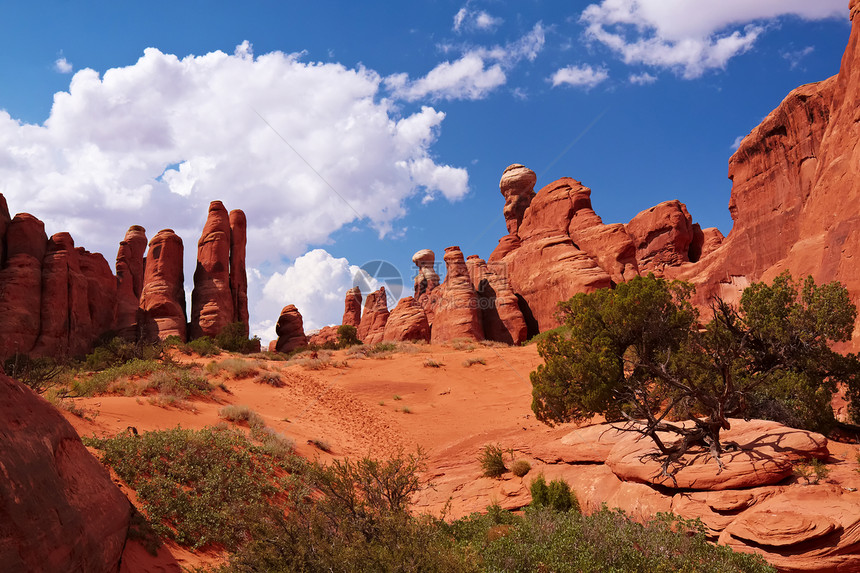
{"left": 793, "top": 458, "right": 830, "bottom": 484}
{"left": 510, "top": 459, "right": 531, "bottom": 477}
{"left": 219, "top": 405, "right": 265, "bottom": 428}
{"left": 84, "top": 426, "right": 298, "bottom": 550}
{"left": 73, "top": 359, "right": 164, "bottom": 396}
{"left": 479, "top": 444, "right": 507, "bottom": 478}
{"left": 529, "top": 475, "right": 579, "bottom": 513}
{"left": 144, "top": 369, "right": 212, "bottom": 397}
{"left": 186, "top": 336, "right": 221, "bottom": 357}
{"left": 336, "top": 324, "right": 361, "bottom": 348}
{"left": 3, "top": 354, "right": 66, "bottom": 394}
{"left": 84, "top": 337, "right": 165, "bottom": 370}
{"left": 215, "top": 322, "right": 261, "bottom": 354}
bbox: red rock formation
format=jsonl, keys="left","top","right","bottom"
{"left": 605, "top": 420, "right": 828, "bottom": 490}
{"left": 0, "top": 214, "right": 47, "bottom": 359}
{"left": 307, "top": 325, "right": 339, "bottom": 347}
{"left": 466, "top": 255, "right": 527, "bottom": 345}
{"left": 342, "top": 286, "right": 362, "bottom": 328}
{"left": 0, "top": 194, "right": 10, "bottom": 267}
{"left": 430, "top": 247, "right": 483, "bottom": 343}
{"left": 500, "top": 164, "right": 537, "bottom": 234}
{"left": 413, "top": 249, "right": 441, "bottom": 325}
{"left": 357, "top": 287, "right": 390, "bottom": 345}
{"left": 0, "top": 373, "right": 130, "bottom": 572}
{"left": 138, "top": 230, "right": 187, "bottom": 341}
{"left": 229, "top": 209, "right": 249, "bottom": 334}
{"left": 274, "top": 304, "right": 308, "bottom": 353}
{"left": 626, "top": 200, "right": 694, "bottom": 273}
{"left": 114, "top": 226, "right": 148, "bottom": 338}
{"left": 32, "top": 233, "right": 94, "bottom": 357}
{"left": 190, "top": 201, "right": 234, "bottom": 339}
{"left": 383, "top": 296, "right": 430, "bottom": 342}
{"left": 79, "top": 249, "right": 117, "bottom": 340}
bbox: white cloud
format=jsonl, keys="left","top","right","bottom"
{"left": 580, "top": 0, "right": 846, "bottom": 78}
{"left": 255, "top": 249, "right": 380, "bottom": 341}
{"left": 783, "top": 45, "right": 815, "bottom": 69}
{"left": 730, "top": 134, "right": 745, "bottom": 151}
{"left": 0, "top": 44, "right": 468, "bottom": 335}
{"left": 551, "top": 64, "right": 609, "bottom": 89}
{"left": 387, "top": 24, "right": 544, "bottom": 101}
{"left": 453, "top": 7, "right": 503, "bottom": 32}
{"left": 629, "top": 72, "right": 657, "bottom": 85}
{"left": 54, "top": 57, "right": 73, "bottom": 74}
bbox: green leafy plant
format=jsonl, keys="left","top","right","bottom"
{"left": 214, "top": 322, "right": 261, "bottom": 354}
{"left": 793, "top": 458, "right": 830, "bottom": 485}
{"left": 529, "top": 475, "right": 579, "bottom": 513}
{"left": 479, "top": 444, "right": 507, "bottom": 478}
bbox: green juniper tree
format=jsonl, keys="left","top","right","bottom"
{"left": 531, "top": 273, "right": 860, "bottom": 476}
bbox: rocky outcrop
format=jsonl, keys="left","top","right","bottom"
{"left": 430, "top": 247, "right": 483, "bottom": 343}
{"left": 190, "top": 201, "right": 234, "bottom": 339}
{"left": 274, "top": 305, "right": 308, "bottom": 353}
{"left": 0, "top": 213, "right": 47, "bottom": 359}
{"left": 0, "top": 373, "right": 130, "bottom": 572}
{"left": 31, "top": 234, "right": 94, "bottom": 357}
{"left": 413, "top": 249, "right": 441, "bottom": 325}
{"left": 605, "top": 420, "right": 828, "bottom": 490}
{"left": 79, "top": 250, "right": 118, "bottom": 342}
{"left": 626, "top": 200, "right": 695, "bottom": 273}
{"left": 138, "top": 230, "right": 187, "bottom": 341}
{"left": 383, "top": 296, "right": 431, "bottom": 342}
{"left": 229, "top": 209, "right": 249, "bottom": 335}
{"left": 500, "top": 164, "right": 537, "bottom": 235}
{"left": 307, "top": 325, "right": 339, "bottom": 347}
{"left": 0, "top": 194, "right": 9, "bottom": 267}
{"left": 466, "top": 255, "right": 527, "bottom": 345}
{"left": 357, "top": 287, "right": 390, "bottom": 345}
{"left": 342, "top": 286, "right": 362, "bottom": 328}
{"left": 114, "top": 226, "right": 148, "bottom": 338}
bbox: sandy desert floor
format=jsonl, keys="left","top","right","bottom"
{"left": 60, "top": 341, "right": 860, "bottom": 572}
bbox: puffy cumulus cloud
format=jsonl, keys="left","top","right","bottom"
{"left": 453, "top": 7, "right": 503, "bottom": 32}
{"left": 629, "top": 72, "right": 657, "bottom": 85}
{"left": 0, "top": 43, "right": 468, "bottom": 255}
{"left": 255, "top": 249, "right": 380, "bottom": 341}
{"left": 54, "top": 57, "right": 73, "bottom": 74}
{"left": 551, "top": 64, "right": 609, "bottom": 89}
{"left": 0, "top": 42, "right": 468, "bottom": 338}
{"left": 387, "top": 24, "right": 545, "bottom": 101}
{"left": 580, "top": 0, "right": 846, "bottom": 78}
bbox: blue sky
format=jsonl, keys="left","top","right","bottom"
{"left": 0, "top": 0, "right": 851, "bottom": 340}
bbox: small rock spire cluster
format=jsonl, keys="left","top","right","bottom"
{"left": 0, "top": 196, "right": 249, "bottom": 361}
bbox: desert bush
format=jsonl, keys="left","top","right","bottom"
{"left": 424, "top": 358, "right": 443, "bottom": 368}
{"left": 186, "top": 336, "right": 221, "bottom": 357}
{"left": 144, "top": 369, "right": 212, "bottom": 397}
{"left": 793, "top": 458, "right": 830, "bottom": 484}
{"left": 479, "top": 444, "right": 507, "bottom": 478}
{"left": 3, "top": 354, "right": 66, "bottom": 394}
{"left": 84, "top": 337, "right": 165, "bottom": 370}
{"left": 84, "top": 426, "right": 298, "bottom": 550}
{"left": 218, "top": 358, "right": 262, "bottom": 379}
{"left": 309, "top": 438, "right": 332, "bottom": 453}
{"left": 450, "top": 506, "right": 775, "bottom": 573}
{"left": 336, "top": 324, "right": 361, "bottom": 348}
{"left": 215, "top": 322, "right": 261, "bottom": 354}
{"left": 220, "top": 405, "right": 265, "bottom": 428}
{"left": 463, "top": 357, "right": 486, "bottom": 367}
{"left": 255, "top": 372, "right": 285, "bottom": 387}
{"left": 529, "top": 475, "right": 579, "bottom": 513}
{"left": 450, "top": 338, "right": 476, "bottom": 351}
{"left": 73, "top": 359, "right": 165, "bottom": 396}
{"left": 510, "top": 459, "right": 531, "bottom": 477}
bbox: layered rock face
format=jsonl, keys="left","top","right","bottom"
{"left": 0, "top": 196, "right": 250, "bottom": 358}
{"left": 114, "top": 226, "right": 148, "bottom": 337}
{"left": 138, "top": 230, "right": 187, "bottom": 341}
{"left": 190, "top": 201, "right": 235, "bottom": 339}
{"left": 383, "top": 296, "right": 431, "bottom": 342}
{"left": 274, "top": 304, "right": 308, "bottom": 353}
{"left": 0, "top": 213, "right": 48, "bottom": 358}
{"left": 229, "top": 209, "right": 249, "bottom": 335}
{"left": 357, "top": 287, "right": 390, "bottom": 345}
{"left": 466, "top": 255, "right": 527, "bottom": 345}
{"left": 499, "top": 164, "right": 537, "bottom": 235}
{"left": 342, "top": 286, "right": 362, "bottom": 328}
{"left": 431, "top": 247, "right": 483, "bottom": 343}
{"left": 0, "top": 373, "right": 130, "bottom": 572}
{"left": 413, "top": 249, "right": 441, "bottom": 324}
